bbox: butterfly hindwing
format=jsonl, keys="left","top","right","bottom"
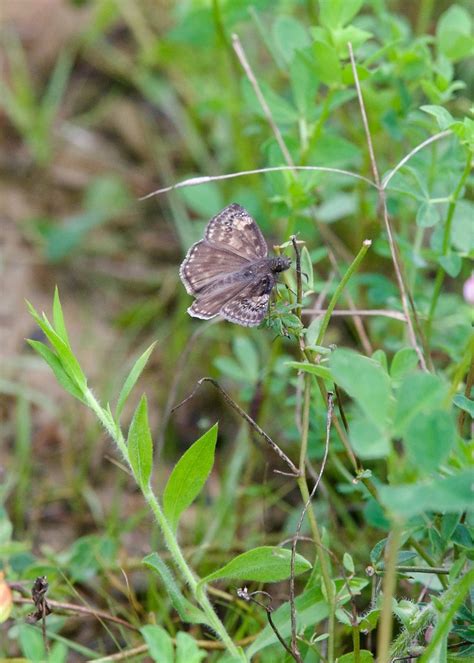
{"left": 187, "top": 279, "right": 250, "bottom": 320}
{"left": 205, "top": 203, "right": 268, "bottom": 260}
{"left": 220, "top": 288, "right": 271, "bottom": 327}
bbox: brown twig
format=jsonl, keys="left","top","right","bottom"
{"left": 12, "top": 595, "right": 139, "bottom": 632}
{"left": 347, "top": 42, "right": 429, "bottom": 373}
{"left": 172, "top": 377, "right": 300, "bottom": 476}
{"left": 232, "top": 34, "right": 295, "bottom": 168}
{"left": 237, "top": 587, "right": 295, "bottom": 659}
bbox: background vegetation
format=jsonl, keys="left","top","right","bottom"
{"left": 1, "top": 1, "right": 472, "bottom": 661}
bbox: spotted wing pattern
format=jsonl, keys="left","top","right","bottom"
{"left": 205, "top": 203, "right": 268, "bottom": 259}
{"left": 220, "top": 288, "right": 271, "bottom": 327}
{"left": 179, "top": 240, "right": 249, "bottom": 295}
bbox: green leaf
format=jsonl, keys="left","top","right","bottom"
{"left": 349, "top": 413, "right": 390, "bottom": 459}
{"left": 343, "top": 552, "right": 355, "bottom": 574}
{"left": 390, "top": 348, "right": 419, "bottom": 380}
{"left": 290, "top": 50, "right": 319, "bottom": 115}
{"left": 452, "top": 201, "right": 474, "bottom": 252}
{"left": 330, "top": 349, "right": 392, "bottom": 430}
{"left": 143, "top": 553, "right": 209, "bottom": 625}
{"left": 286, "top": 361, "right": 331, "bottom": 381}
{"left": 333, "top": 26, "right": 372, "bottom": 56}
{"left": 272, "top": 16, "right": 310, "bottom": 64}
{"left": 141, "top": 625, "right": 173, "bottom": 663}
{"left": 26, "top": 300, "right": 87, "bottom": 390}
{"left": 379, "top": 470, "right": 473, "bottom": 517}
{"left": 127, "top": 396, "right": 153, "bottom": 491}
{"left": 338, "top": 652, "right": 374, "bottom": 663}
{"left": 242, "top": 78, "right": 299, "bottom": 124}
{"left": 175, "top": 632, "right": 206, "bottom": 663}
{"left": 319, "top": 0, "right": 363, "bottom": 28}
{"left": 438, "top": 253, "right": 462, "bottom": 278}
{"left": 163, "top": 423, "right": 218, "bottom": 531}
{"left": 394, "top": 373, "right": 448, "bottom": 435}
{"left": 300, "top": 245, "right": 314, "bottom": 291}
{"left": 416, "top": 201, "right": 440, "bottom": 227}
{"left": 420, "top": 105, "right": 455, "bottom": 130}
{"left": 18, "top": 624, "right": 46, "bottom": 661}
{"left": 116, "top": 342, "right": 157, "bottom": 420}
{"left": 436, "top": 5, "right": 474, "bottom": 61}
{"left": 52, "top": 286, "right": 69, "bottom": 344}
{"left": 312, "top": 41, "right": 342, "bottom": 86}
{"left": 199, "top": 546, "right": 311, "bottom": 588}
{"left": 404, "top": 410, "right": 456, "bottom": 472}
{"left": 453, "top": 394, "right": 474, "bottom": 417}
{"left": 359, "top": 609, "right": 380, "bottom": 632}
{"left": 27, "top": 340, "right": 86, "bottom": 403}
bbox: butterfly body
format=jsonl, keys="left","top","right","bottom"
{"left": 179, "top": 204, "right": 290, "bottom": 327}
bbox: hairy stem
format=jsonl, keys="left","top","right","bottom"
{"left": 377, "top": 523, "right": 402, "bottom": 663}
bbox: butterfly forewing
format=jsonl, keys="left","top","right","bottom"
{"left": 205, "top": 203, "right": 268, "bottom": 260}
{"left": 180, "top": 240, "right": 250, "bottom": 295}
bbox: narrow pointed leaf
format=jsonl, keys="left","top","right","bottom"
{"left": 52, "top": 286, "right": 69, "bottom": 344}
{"left": 116, "top": 342, "right": 157, "bottom": 420}
{"left": 127, "top": 396, "right": 153, "bottom": 490}
{"left": 27, "top": 340, "right": 86, "bottom": 403}
{"left": 300, "top": 245, "right": 314, "bottom": 291}
{"left": 163, "top": 423, "right": 218, "bottom": 531}
{"left": 198, "top": 546, "right": 311, "bottom": 590}
{"left": 27, "top": 300, "right": 87, "bottom": 389}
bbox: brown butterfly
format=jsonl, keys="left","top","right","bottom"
{"left": 179, "top": 203, "right": 291, "bottom": 327}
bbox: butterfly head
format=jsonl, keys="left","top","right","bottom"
{"left": 270, "top": 255, "right": 291, "bottom": 273}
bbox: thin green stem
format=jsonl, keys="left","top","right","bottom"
{"left": 84, "top": 389, "right": 242, "bottom": 660}
{"left": 427, "top": 150, "right": 471, "bottom": 339}
{"left": 352, "top": 623, "right": 361, "bottom": 663}
{"left": 294, "top": 375, "right": 335, "bottom": 662}
{"left": 316, "top": 240, "right": 372, "bottom": 346}
{"left": 416, "top": 0, "right": 435, "bottom": 35}
{"left": 377, "top": 523, "right": 402, "bottom": 663}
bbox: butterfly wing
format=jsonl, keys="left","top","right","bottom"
{"left": 179, "top": 240, "right": 250, "bottom": 295}
{"left": 205, "top": 203, "right": 268, "bottom": 260}
{"left": 220, "top": 288, "right": 271, "bottom": 327}
{"left": 187, "top": 279, "right": 251, "bottom": 320}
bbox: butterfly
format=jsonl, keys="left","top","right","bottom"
{"left": 179, "top": 203, "right": 291, "bottom": 327}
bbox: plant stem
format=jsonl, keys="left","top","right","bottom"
{"left": 377, "top": 523, "right": 402, "bottom": 663}
{"left": 352, "top": 623, "right": 361, "bottom": 663}
{"left": 84, "top": 389, "right": 243, "bottom": 660}
{"left": 316, "top": 240, "right": 372, "bottom": 347}
{"left": 427, "top": 150, "right": 472, "bottom": 340}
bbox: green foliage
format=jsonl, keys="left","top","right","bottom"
{"left": 198, "top": 546, "right": 312, "bottom": 587}
{"left": 127, "top": 395, "right": 153, "bottom": 491}
{"left": 4, "top": 0, "right": 473, "bottom": 661}
{"left": 163, "top": 423, "right": 218, "bottom": 531}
